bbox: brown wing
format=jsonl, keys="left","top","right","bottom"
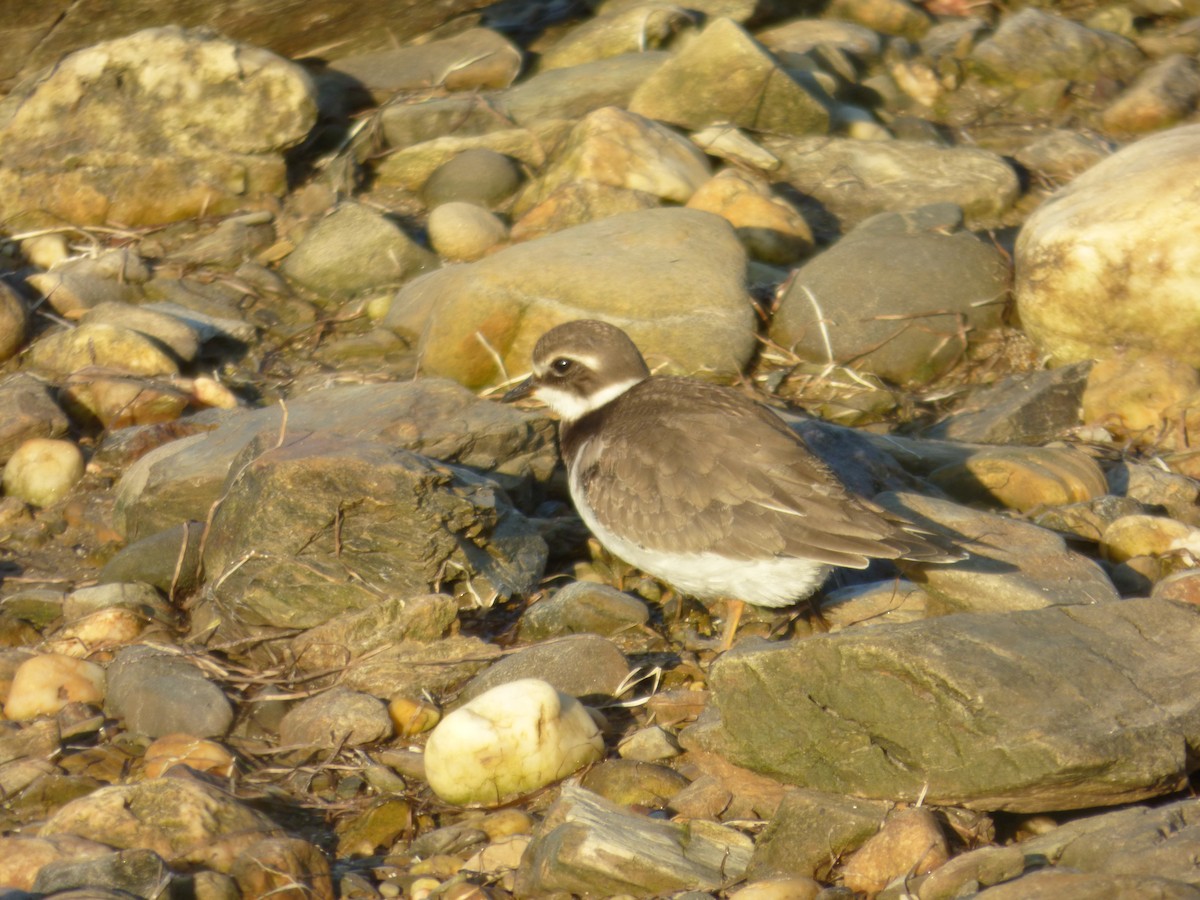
{"left": 570, "top": 379, "right": 942, "bottom": 568}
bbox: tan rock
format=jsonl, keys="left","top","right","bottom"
{"left": 29, "top": 323, "right": 179, "bottom": 378}
{"left": 0, "top": 834, "right": 112, "bottom": 891}
{"left": 230, "top": 836, "right": 334, "bottom": 899}
{"left": 842, "top": 808, "right": 949, "bottom": 895}
{"left": 1082, "top": 353, "right": 1200, "bottom": 449}
{"left": 928, "top": 445, "right": 1108, "bottom": 513}
{"left": 686, "top": 169, "right": 813, "bottom": 264}
{"left": 0, "top": 283, "right": 27, "bottom": 363}
{"left": 5, "top": 654, "right": 105, "bottom": 720}
{"left": 2, "top": 438, "right": 85, "bottom": 507}
{"left": 428, "top": 202, "right": 508, "bottom": 261}
{"left": 142, "top": 734, "right": 237, "bottom": 779}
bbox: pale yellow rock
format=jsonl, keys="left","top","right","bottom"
{"left": 423, "top": 678, "right": 604, "bottom": 806}
{"left": 142, "top": 733, "right": 236, "bottom": 779}
{"left": 4, "top": 654, "right": 106, "bottom": 720}
{"left": 686, "top": 169, "right": 813, "bottom": 264}
{"left": 1081, "top": 353, "right": 1200, "bottom": 448}
{"left": 29, "top": 322, "right": 179, "bottom": 377}
{"left": 44, "top": 607, "right": 148, "bottom": 657}
{"left": 21, "top": 233, "right": 71, "bottom": 269}
{"left": 62, "top": 377, "right": 188, "bottom": 429}
{"left": 929, "top": 445, "right": 1108, "bottom": 513}
{"left": 728, "top": 877, "right": 822, "bottom": 900}
{"left": 1101, "top": 515, "right": 1200, "bottom": 563}
{"left": 2, "top": 438, "right": 85, "bottom": 506}
{"left": 428, "top": 202, "right": 508, "bottom": 261}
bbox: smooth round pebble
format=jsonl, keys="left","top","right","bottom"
{"left": 428, "top": 202, "right": 508, "bottom": 261}
{"left": 388, "top": 695, "right": 441, "bottom": 737}
{"left": 423, "top": 678, "right": 604, "bottom": 806}
{"left": 142, "top": 733, "right": 236, "bottom": 779}
{"left": 1101, "top": 515, "right": 1200, "bottom": 563}
{"left": 841, "top": 808, "right": 949, "bottom": 896}
{"left": 5, "top": 653, "right": 106, "bottom": 720}
{"left": 728, "top": 876, "right": 822, "bottom": 900}
{"left": 421, "top": 148, "right": 522, "bottom": 209}
{"left": 3, "top": 438, "right": 85, "bottom": 506}
{"left": 21, "top": 233, "right": 71, "bottom": 269}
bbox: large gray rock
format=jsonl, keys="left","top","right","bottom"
{"left": 688, "top": 597, "right": 1200, "bottom": 812}
{"left": 0, "top": 27, "right": 316, "bottom": 227}
{"left": 628, "top": 17, "right": 831, "bottom": 136}
{"left": 769, "top": 205, "right": 1010, "bottom": 385}
{"left": 114, "top": 379, "right": 557, "bottom": 541}
{"left": 198, "top": 434, "right": 547, "bottom": 640}
{"left": 1015, "top": 123, "right": 1200, "bottom": 367}
{"left": 105, "top": 646, "right": 234, "bottom": 738}
{"left": 383, "top": 207, "right": 758, "bottom": 389}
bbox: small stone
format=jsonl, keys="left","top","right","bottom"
{"left": 278, "top": 687, "right": 393, "bottom": 749}
{"left": 0, "top": 374, "right": 70, "bottom": 465}
{"left": 428, "top": 202, "right": 508, "bottom": 261}
{"left": 928, "top": 445, "right": 1108, "bottom": 513}
{"left": 821, "top": 579, "right": 930, "bottom": 631}
{"left": 5, "top": 654, "right": 106, "bottom": 720}
{"left": 580, "top": 758, "right": 690, "bottom": 808}
{"left": 21, "top": 233, "right": 71, "bottom": 269}
{"left": 0, "top": 835, "right": 112, "bottom": 892}
{"left": 686, "top": 169, "right": 813, "bottom": 264}
{"left": 478, "top": 808, "right": 535, "bottom": 840}
{"left": 728, "top": 877, "right": 822, "bottom": 900}
{"left": 1152, "top": 569, "right": 1200, "bottom": 606}
{"left": 617, "top": 725, "right": 681, "bottom": 762}
{"left": 421, "top": 148, "right": 523, "bottom": 209}
{"left": 29, "top": 323, "right": 179, "bottom": 378}
{"left": 841, "top": 808, "right": 949, "bottom": 896}
{"left": 423, "top": 678, "right": 604, "bottom": 806}
{"left": 142, "top": 734, "right": 236, "bottom": 779}
{"left": 32, "top": 847, "right": 169, "bottom": 897}
{"left": 519, "top": 581, "right": 650, "bottom": 640}
{"left": 44, "top": 607, "right": 148, "bottom": 658}
{"left": 1101, "top": 515, "right": 1200, "bottom": 564}
{"left": 105, "top": 646, "right": 234, "bottom": 738}
{"left": 80, "top": 301, "right": 202, "bottom": 363}
{"left": 3, "top": 438, "right": 85, "bottom": 507}
{"left": 1082, "top": 353, "right": 1200, "bottom": 450}
{"left": 388, "top": 696, "right": 441, "bottom": 738}
{"left": 456, "top": 633, "right": 631, "bottom": 704}
{"left": 229, "top": 836, "right": 334, "bottom": 899}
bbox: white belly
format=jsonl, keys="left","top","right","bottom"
{"left": 569, "top": 466, "right": 829, "bottom": 608}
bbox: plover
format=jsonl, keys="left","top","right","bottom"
{"left": 504, "top": 319, "right": 962, "bottom": 648}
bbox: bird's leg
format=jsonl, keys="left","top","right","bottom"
{"left": 719, "top": 598, "right": 746, "bottom": 651}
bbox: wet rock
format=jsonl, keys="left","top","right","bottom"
{"left": 629, "top": 18, "right": 831, "bottom": 136}
{"left": 424, "top": 679, "right": 604, "bottom": 806}
{"left": 691, "top": 597, "right": 1200, "bottom": 812}
{"left": 278, "top": 687, "right": 393, "bottom": 750}
{"left": 519, "top": 581, "right": 650, "bottom": 640}
{"left": 5, "top": 654, "right": 105, "bottom": 721}
{"left": 198, "top": 435, "right": 546, "bottom": 641}
{"left": 105, "top": 645, "right": 233, "bottom": 738}
{"left": 99, "top": 522, "right": 205, "bottom": 599}
{"left": 281, "top": 202, "right": 438, "bottom": 299}
{"left": 540, "top": 5, "right": 692, "bottom": 72}
{"left": 762, "top": 135, "right": 1018, "bottom": 229}
{"left": 32, "top": 847, "right": 170, "bottom": 897}
{"left": 457, "top": 634, "right": 631, "bottom": 704}
{"left": 385, "top": 207, "right": 756, "bottom": 389}
{"left": 114, "top": 379, "right": 556, "bottom": 541}
{"left": 421, "top": 148, "right": 523, "bottom": 209}
{"left": 516, "top": 105, "right": 711, "bottom": 211}
{"left": 926, "top": 363, "right": 1091, "bottom": 444}
{"left": 329, "top": 28, "right": 521, "bottom": 98}
{"left": 516, "top": 784, "right": 753, "bottom": 895}
{"left": 1017, "top": 124, "right": 1200, "bottom": 367}
{"left": 3, "top": 439, "right": 85, "bottom": 507}
{"left": 427, "top": 202, "right": 509, "bottom": 261}
{"left": 841, "top": 808, "right": 949, "bottom": 896}
{"left": 0, "top": 282, "right": 28, "bottom": 362}
{"left": 749, "top": 788, "right": 890, "bottom": 881}
{"left": 0, "top": 374, "right": 70, "bottom": 465}
{"left": 0, "top": 27, "right": 316, "bottom": 228}
{"left": 970, "top": 8, "right": 1143, "bottom": 88}
{"left": 770, "top": 204, "right": 1009, "bottom": 384}
{"left": 40, "top": 775, "right": 280, "bottom": 872}
{"left": 686, "top": 169, "right": 813, "bottom": 265}
{"left": 879, "top": 493, "right": 1119, "bottom": 612}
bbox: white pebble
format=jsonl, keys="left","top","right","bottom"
{"left": 3, "top": 438, "right": 85, "bottom": 507}
{"left": 428, "top": 202, "right": 508, "bottom": 261}
{"left": 424, "top": 678, "right": 604, "bottom": 806}
{"left": 5, "top": 654, "right": 106, "bottom": 720}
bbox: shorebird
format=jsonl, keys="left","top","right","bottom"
{"left": 505, "top": 319, "right": 962, "bottom": 648}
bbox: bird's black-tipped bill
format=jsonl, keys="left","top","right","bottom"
{"left": 502, "top": 376, "right": 536, "bottom": 403}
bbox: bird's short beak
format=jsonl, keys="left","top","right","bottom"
{"left": 501, "top": 376, "right": 536, "bottom": 403}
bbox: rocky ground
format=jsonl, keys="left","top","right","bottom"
{"left": 2, "top": 0, "right": 1200, "bottom": 897}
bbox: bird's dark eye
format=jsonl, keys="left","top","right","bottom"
{"left": 550, "top": 357, "right": 573, "bottom": 375}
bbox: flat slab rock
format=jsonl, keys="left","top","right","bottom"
{"left": 687, "top": 597, "right": 1200, "bottom": 812}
